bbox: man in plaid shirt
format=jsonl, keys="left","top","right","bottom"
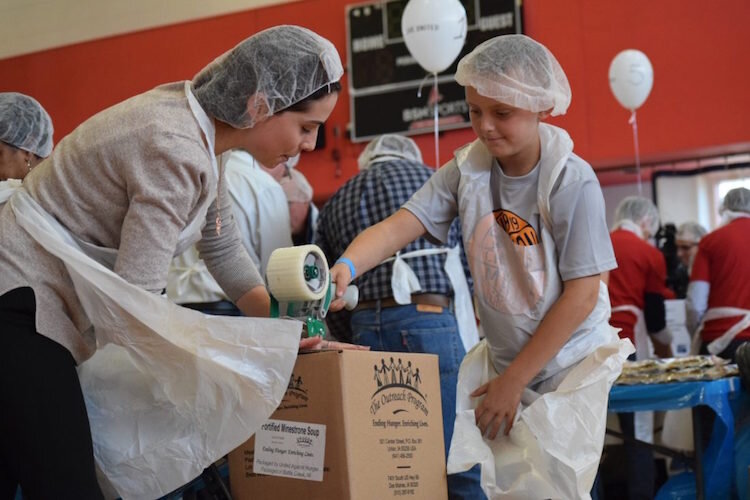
{"left": 315, "top": 134, "right": 483, "bottom": 499}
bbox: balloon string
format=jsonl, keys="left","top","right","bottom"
{"left": 416, "top": 73, "right": 431, "bottom": 98}
{"left": 629, "top": 110, "right": 642, "bottom": 195}
{"left": 433, "top": 72, "right": 439, "bottom": 167}
{"left": 416, "top": 72, "right": 440, "bottom": 168}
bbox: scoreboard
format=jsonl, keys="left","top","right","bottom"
{"left": 346, "top": 0, "right": 522, "bottom": 142}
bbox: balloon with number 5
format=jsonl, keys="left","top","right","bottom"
{"left": 608, "top": 49, "right": 654, "bottom": 111}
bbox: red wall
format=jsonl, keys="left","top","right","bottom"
{"left": 1, "top": 0, "right": 748, "bottom": 200}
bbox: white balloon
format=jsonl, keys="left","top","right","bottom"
{"left": 608, "top": 49, "right": 654, "bottom": 111}
{"left": 401, "top": 0, "right": 467, "bottom": 74}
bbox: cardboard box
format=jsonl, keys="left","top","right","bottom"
{"left": 229, "top": 350, "right": 448, "bottom": 499}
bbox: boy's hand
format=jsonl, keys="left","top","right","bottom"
{"left": 471, "top": 373, "right": 525, "bottom": 440}
{"left": 328, "top": 262, "right": 352, "bottom": 312}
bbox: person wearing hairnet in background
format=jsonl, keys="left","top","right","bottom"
{"left": 675, "top": 221, "right": 707, "bottom": 272}
{"left": 166, "top": 151, "right": 294, "bottom": 316}
{"left": 0, "top": 92, "right": 53, "bottom": 204}
{"left": 687, "top": 187, "right": 750, "bottom": 360}
{"left": 326, "top": 35, "right": 632, "bottom": 498}
{"left": 605, "top": 196, "right": 675, "bottom": 500}
{"left": 281, "top": 167, "right": 318, "bottom": 245}
{"left": 315, "top": 133, "right": 483, "bottom": 499}
{"left": 0, "top": 25, "right": 345, "bottom": 498}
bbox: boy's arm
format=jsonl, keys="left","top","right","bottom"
{"left": 329, "top": 208, "right": 427, "bottom": 307}
{"left": 473, "top": 273, "right": 601, "bottom": 439}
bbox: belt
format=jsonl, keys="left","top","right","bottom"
{"left": 353, "top": 293, "right": 451, "bottom": 312}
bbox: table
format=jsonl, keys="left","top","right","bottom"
{"left": 608, "top": 377, "right": 742, "bottom": 500}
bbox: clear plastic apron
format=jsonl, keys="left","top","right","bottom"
{"left": 386, "top": 245, "right": 479, "bottom": 352}
{"left": 7, "top": 82, "right": 301, "bottom": 500}
{"left": 446, "top": 124, "right": 633, "bottom": 499}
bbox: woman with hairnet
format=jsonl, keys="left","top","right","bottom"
{"left": 0, "top": 25, "right": 343, "bottom": 498}
{"left": 326, "top": 34, "right": 632, "bottom": 498}
{"left": 607, "top": 196, "right": 675, "bottom": 500}
{"left": 0, "top": 92, "right": 53, "bottom": 205}
{"left": 687, "top": 187, "right": 750, "bottom": 360}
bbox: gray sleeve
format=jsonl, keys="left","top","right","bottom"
{"left": 549, "top": 170, "right": 617, "bottom": 281}
{"left": 402, "top": 160, "right": 460, "bottom": 244}
{"left": 197, "top": 176, "right": 264, "bottom": 302}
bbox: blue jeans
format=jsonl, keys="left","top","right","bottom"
{"left": 351, "top": 303, "right": 486, "bottom": 500}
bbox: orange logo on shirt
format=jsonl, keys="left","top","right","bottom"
{"left": 493, "top": 209, "right": 539, "bottom": 246}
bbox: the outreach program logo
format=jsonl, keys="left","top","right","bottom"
{"left": 369, "top": 357, "right": 429, "bottom": 421}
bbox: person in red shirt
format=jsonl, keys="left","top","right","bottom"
{"left": 688, "top": 187, "right": 750, "bottom": 361}
{"left": 609, "top": 197, "right": 675, "bottom": 358}
{"left": 606, "top": 196, "right": 674, "bottom": 500}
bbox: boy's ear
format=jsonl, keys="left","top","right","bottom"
{"left": 246, "top": 93, "right": 270, "bottom": 123}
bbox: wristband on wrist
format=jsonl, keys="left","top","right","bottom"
{"left": 335, "top": 257, "right": 356, "bottom": 279}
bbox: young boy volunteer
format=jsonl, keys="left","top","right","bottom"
{"left": 329, "top": 35, "right": 633, "bottom": 499}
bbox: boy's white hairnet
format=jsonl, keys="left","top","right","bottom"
{"left": 720, "top": 187, "right": 750, "bottom": 214}
{"left": 281, "top": 169, "right": 313, "bottom": 203}
{"left": 357, "top": 134, "right": 423, "bottom": 170}
{"left": 192, "top": 25, "right": 343, "bottom": 129}
{"left": 676, "top": 222, "right": 707, "bottom": 243}
{"left": 613, "top": 196, "right": 660, "bottom": 236}
{"left": 455, "top": 34, "right": 571, "bottom": 116}
{"left": 0, "top": 92, "right": 54, "bottom": 158}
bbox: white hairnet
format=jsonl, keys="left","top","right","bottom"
{"left": 720, "top": 187, "right": 750, "bottom": 214}
{"left": 676, "top": 222, "right": 707, "bottom": 243}
{"left": 613, "top": 196, "right": 660, "bottom": 236}
{"left": 0, "top": 92, "right": 53, "bottom": 157}
{"left": 357, "top": 134, "right": 423, "bottom": 170}
{"left": 281, "top": 169, "right": 313, "bottom": 203}
{"left": 192, "top": 25, "right": 343, "bottom": 129}
{"left": 455, "top": 34, "right": 571, "bottom": 116}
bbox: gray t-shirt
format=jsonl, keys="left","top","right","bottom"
{"left": 404, "top": 153, "right": 616, "bottom": 281}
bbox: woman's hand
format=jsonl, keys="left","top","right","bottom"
{"left": 298, "top": 336, "right": 370, "bottom": 352}
{"left": 471, "top": 373, "right": 525, "bottom": 439}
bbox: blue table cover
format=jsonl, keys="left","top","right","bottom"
{"left": 609, "top": 377, "right": 742, "bottom": 499}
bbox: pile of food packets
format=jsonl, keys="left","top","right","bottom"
{"left": 616, "top": 355, "right": 739, "bottom": 385}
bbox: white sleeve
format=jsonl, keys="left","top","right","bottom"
{"left": 226, "top": 168, "right": 292, "bottom": 277}
{"left": 254, "top": 185, "right": 293, "bottom": 275}
{"left": 686, "top": 280, "right": 710, "bottom": 333}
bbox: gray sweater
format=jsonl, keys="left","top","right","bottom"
{"left": 0, "top": 82, "right": 263, "bottom": 363}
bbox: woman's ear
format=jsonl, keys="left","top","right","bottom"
{"left": 246, "top": 93, "right": 270, "bottom": 123}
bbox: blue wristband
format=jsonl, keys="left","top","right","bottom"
{"left": 335, "top": 257, "right": 356, "bottom": 279}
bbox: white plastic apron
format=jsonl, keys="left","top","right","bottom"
{"left": 7, "top": 83, "right": 301, "bottom": 500}
{"left": 693, "top": 307, "right": 750, "bottom": 355}
{"left": 0, "top": 179, "right": 22, "bottom": 204}
{"left": 611, "top": 305, "right": 654, "bottom": 443}
{"left": 446, "top": 124, "right": 633, "bottom": 499}
{"left": 387, "top": 245, "right": 479, "bottom": 352}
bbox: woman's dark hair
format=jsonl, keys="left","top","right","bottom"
{"left": 281, "top": 81, "right": 342, "bottom": 113}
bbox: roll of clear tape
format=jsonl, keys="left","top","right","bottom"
{"left": 266, "top": 245, "right": 329, "bottom": 301}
